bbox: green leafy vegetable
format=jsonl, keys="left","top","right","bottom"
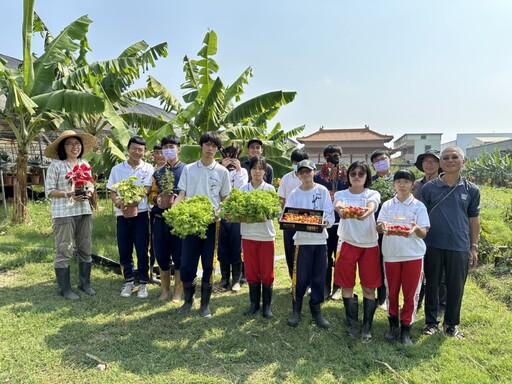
{"left": 219, "top": 188, "right": 281, "bottom": 223}
{"left": 111, "top": 176, "right": 147, "bottom": 205}
{"left": 162, "top": 195, "right": 215, "bottom": 239}
{"left": 371, "top": 175, "right": 394, "bottom": 203}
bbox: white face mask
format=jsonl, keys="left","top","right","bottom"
{"left": 292, "top": 164, "right": 298, "bottom": 172}
{"left": 162, "top": 148, "right": 177, "bottom": 161}
{"left": 374, "top": 159, "right": 390, "bottom": 173}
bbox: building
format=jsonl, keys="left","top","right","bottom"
{"left": 296, "top": 125, "right": 393, "bottom": 164}
{"left": 466, "top": 138, "right": 512, "bottom": 159}
{"left": 393, "top": 133, "right": 442, "bottom": 163}
{"left": 442, "top": 133, "right": 512, "bottom": 155}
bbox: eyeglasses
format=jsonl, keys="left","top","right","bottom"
{"left": 349, "top": 172, "right": 366, "bottom": 178}
{"left": 441, "top": 155, "right": 460, "bottom": 161}
{"left": 65, "top": 142, "right": 82, "bottom": 147}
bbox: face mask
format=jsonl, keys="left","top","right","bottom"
{"left": 162, "top": 148, "right": 177, "bottom": 161}
{"left": 327, "top": 154, "right": 340, "bottom": 165}
{"left": 292, "top": 164, "right": 298, "bottom": 172}
{"left": 374, "top": 159, "right": 390, "bottom": 173}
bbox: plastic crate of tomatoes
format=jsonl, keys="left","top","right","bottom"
{"left": 279, "top": 207, "right": 324, "bottom": 233}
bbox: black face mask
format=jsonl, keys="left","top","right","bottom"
{"left": 327, "top": 155, "right": 340, "bottom": 165}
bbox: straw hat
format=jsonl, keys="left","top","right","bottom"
{"left": 44, "top": 130, "right": 97, "bottom": 159}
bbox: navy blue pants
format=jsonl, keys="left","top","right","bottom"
{"left": 326, "top": 225, "right": 339, "bottom": 271}
{"left": 152, "top": 215, "right": 182, "bottom": 271}
{"left": 294, "top": 244, "right": 327, "bottom": 306}
{"left": 283, "top": 229, "right": 296, "bottom": 278}
{"left": 218, "top": 220, "right": 242, "bottom": 264}
{"left": 116, "top": 211, "right": 150, "bottom": 283}
{"left": 424, "top": 247, "right": 469, "bottom": 327}
{"left": 180, "top": 222, "right": 217, "bottom": 284}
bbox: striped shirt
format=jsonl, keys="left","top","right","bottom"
{"left": 45, "top": 159, "right": 94, "bottom": 219}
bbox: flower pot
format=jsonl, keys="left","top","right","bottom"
{"left": 30, "top": 175, "right": 41, "bottom": 184}
{"left": 158, "top": 193, "right": 176, "bottom": 209}
{"left": 121, "top": 203, "right": 139, "bottom": 218}
{"left": 75, "top": 188, "right": 87, "bottom": 197}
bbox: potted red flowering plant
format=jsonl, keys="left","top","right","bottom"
{"left": 66, "top": 163, "right": 95, "bottom": 196}
{"left": 319, "top": 161, "right": 347, "bottom": 201}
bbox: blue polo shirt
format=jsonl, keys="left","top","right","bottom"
{"left": 419, "top": 176, "right": 480, "bottom": 252}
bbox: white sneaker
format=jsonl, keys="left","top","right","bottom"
{"left": 137, "top": 284, "right": 148, "bottom": 299}
{"left": 120, "top": 282, "right": 134, "bottom": 298}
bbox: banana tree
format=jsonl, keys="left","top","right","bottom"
{"left": 0, "top": 1, "right": 105, "bottom": 223}
{"left": 145, "top": 29, "right": 303, "bottom": 168}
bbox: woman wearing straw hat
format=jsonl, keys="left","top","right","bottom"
{"left": 44, "top": 130, "right": 97, "bottom": 300}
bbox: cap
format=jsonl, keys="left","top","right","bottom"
{"left": 247, "top": 138, "right": 263, "bottom": 148}
{"left": 414, "top": 149, "right": 440, "bottom": 172}
{"left": 297, "top": 159, "right": 316, "bottom": 171}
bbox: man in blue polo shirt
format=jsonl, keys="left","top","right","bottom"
{"left": 420, "top": 146, "right": 480, "bottom": 339}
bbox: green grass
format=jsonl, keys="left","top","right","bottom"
{"left": 1, "top": 196, "right": 512, "bottom": 383}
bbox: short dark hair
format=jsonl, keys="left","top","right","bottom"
{"left": 347, "top": 161, "right": 372, "bottom": 188}
{"left": 199, "top": 132, "right": 222, "bottom": 148}
{"left": 290, "top": 149, "right": 309, "bottom": 163}
{"left": 58, "top": 136, "right": 84, "bottom": 160}
{"left": 128, "top": 136, "right": 146, "bottom": 149}
{"left": 161, "top": 135, "right": 181, "bottom": 147}
{"left": 370, "top": 149, "right": 390, "bottom": 163}
{"left": 153, "top": 144, "right": 162, "bottom": 151}
{"left": 323, "top": 144, "right": 342, "bottom": 157}
{"left": 393, "top": 169, "right": 415, "bottom": 183}
{"left": 249, "top": 155, "right": 267, "bottom": 171}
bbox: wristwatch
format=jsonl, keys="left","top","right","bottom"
{"left": 470, "top": 243, "right": 478, "bottom": 250}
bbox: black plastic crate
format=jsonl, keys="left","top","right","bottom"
{"left": 279, "top": 207, "right": 324, "bottom": 233}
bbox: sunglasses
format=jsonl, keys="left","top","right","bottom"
{"left": 349, "top": 172, "right": 366, "bottom": 178}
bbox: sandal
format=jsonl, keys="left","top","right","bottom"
{"left": 422, "top": 324, "right": 439, "bottom": 335}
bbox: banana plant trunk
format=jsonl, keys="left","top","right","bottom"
{"left": 12, "top": 147, "right": 29, "bottom": 223}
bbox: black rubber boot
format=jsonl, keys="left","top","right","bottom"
{"left": 310, "top": 303, "right": 330, "bottom": 329}
{"left": 177, "top": 279, "right": 196, "bottom": 314}
{"left": 287, "top": 300, "right": 302, "bottom": 327}
{"left": 77, "top": 262, "right": 96, "bottom": 296}
{"left": 361, "top": 297, "right": 378, "bottom": 341}
{"left": 199, "top": 281, "right": 213, "bottom": 318}
{"left": 385, "top": 316, "right": 400, "bottom": 341}
{"left": 55, "top": 267, "right": 80, "bottom": 300}
{"left": 376, "top": 284, "right": 387, "bottom": 306}
{"left": 231, "top": 262, "right": 242, "bottom": 292}
{"left": 400, "top": 323, "right": 413, "bottom": 345}
{"left": 217, "top": 262, "right": 230, "bottom": 291}
{"left": 244, "top": 282, "right": 261, "bottom": 315}
{"left": 262, "top": 284, "right": 273, "bottom": 318}
{"left": 343, "top": 294, "right": 359, "bottom": 337}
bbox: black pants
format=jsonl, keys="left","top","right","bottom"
{"left": 294, "top": 244, "right": 327, "bottom": 306}
{"left": 283, "top": 229, "right": 296, "bottom": 278}
{"left": 424, "top": 247, "right": 469, "bottom": 327}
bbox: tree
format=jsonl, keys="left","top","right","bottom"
{"left": 0, "top": 0, "right": 105, "bottom": 223}
{"left": 145, "top": 29, "right": 304, "bottom": 173}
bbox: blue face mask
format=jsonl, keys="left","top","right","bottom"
{"left": 292, "top": 164, "right": 298, "bottom": 172}
{"left": 374, "top": 159, "right": 390, "bottom": 173}
{"left": 162, "top": 148, "right": 177, "bottom": 161}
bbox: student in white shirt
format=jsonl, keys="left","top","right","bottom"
{"left": 173, "top": 132, "right": 231, "bottom": 318}
{"left": 240, "top": 156, "right": 276, "bottom": 318}
{"left": 284, "top": 160, "right": 335, "bottom": 329}
{"left": 377, "top": 169, "right": 430, "bottom": 344}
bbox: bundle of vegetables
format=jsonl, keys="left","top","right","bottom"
{"left": 219, "top": 188, "right": 281, "bottom": 223}
{"left": 162, "top": 195, "right": 215, "bottom": 239}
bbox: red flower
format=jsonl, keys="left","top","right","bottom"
{"left": 319, "top": 162, "right": 347, "bottom": 183}
{"left": 65, "top": 163, "right": 95, "bottom": 189}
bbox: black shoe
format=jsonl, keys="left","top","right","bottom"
{"left": 77, "top": 262, "right": 96, "bottom": 296}
{"left": 422, "top": 324, "right": 439, "bottom": 336}
{"left": 55, "top": 267, "right": 80, "bottom": 300}
{"left": 199, "top": 281, "right": 213, "bottom": 318}
{"left": 177, "top": 279, "right": 196, "bottom": 314}
{"left": 310, "top": 303, "right": 330, "bottom": 329}
{"left": 343, "top": 295, "right": 359, "bottom": 337}
{"left": 444, "top": 325, "right": 464, "bottom": 339}
{"left": 400, "top": 323, "right": 413, "bottom": 345}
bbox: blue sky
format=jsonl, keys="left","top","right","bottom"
{"left": 2, "top": 1, "right": 512, "bottom": 144}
